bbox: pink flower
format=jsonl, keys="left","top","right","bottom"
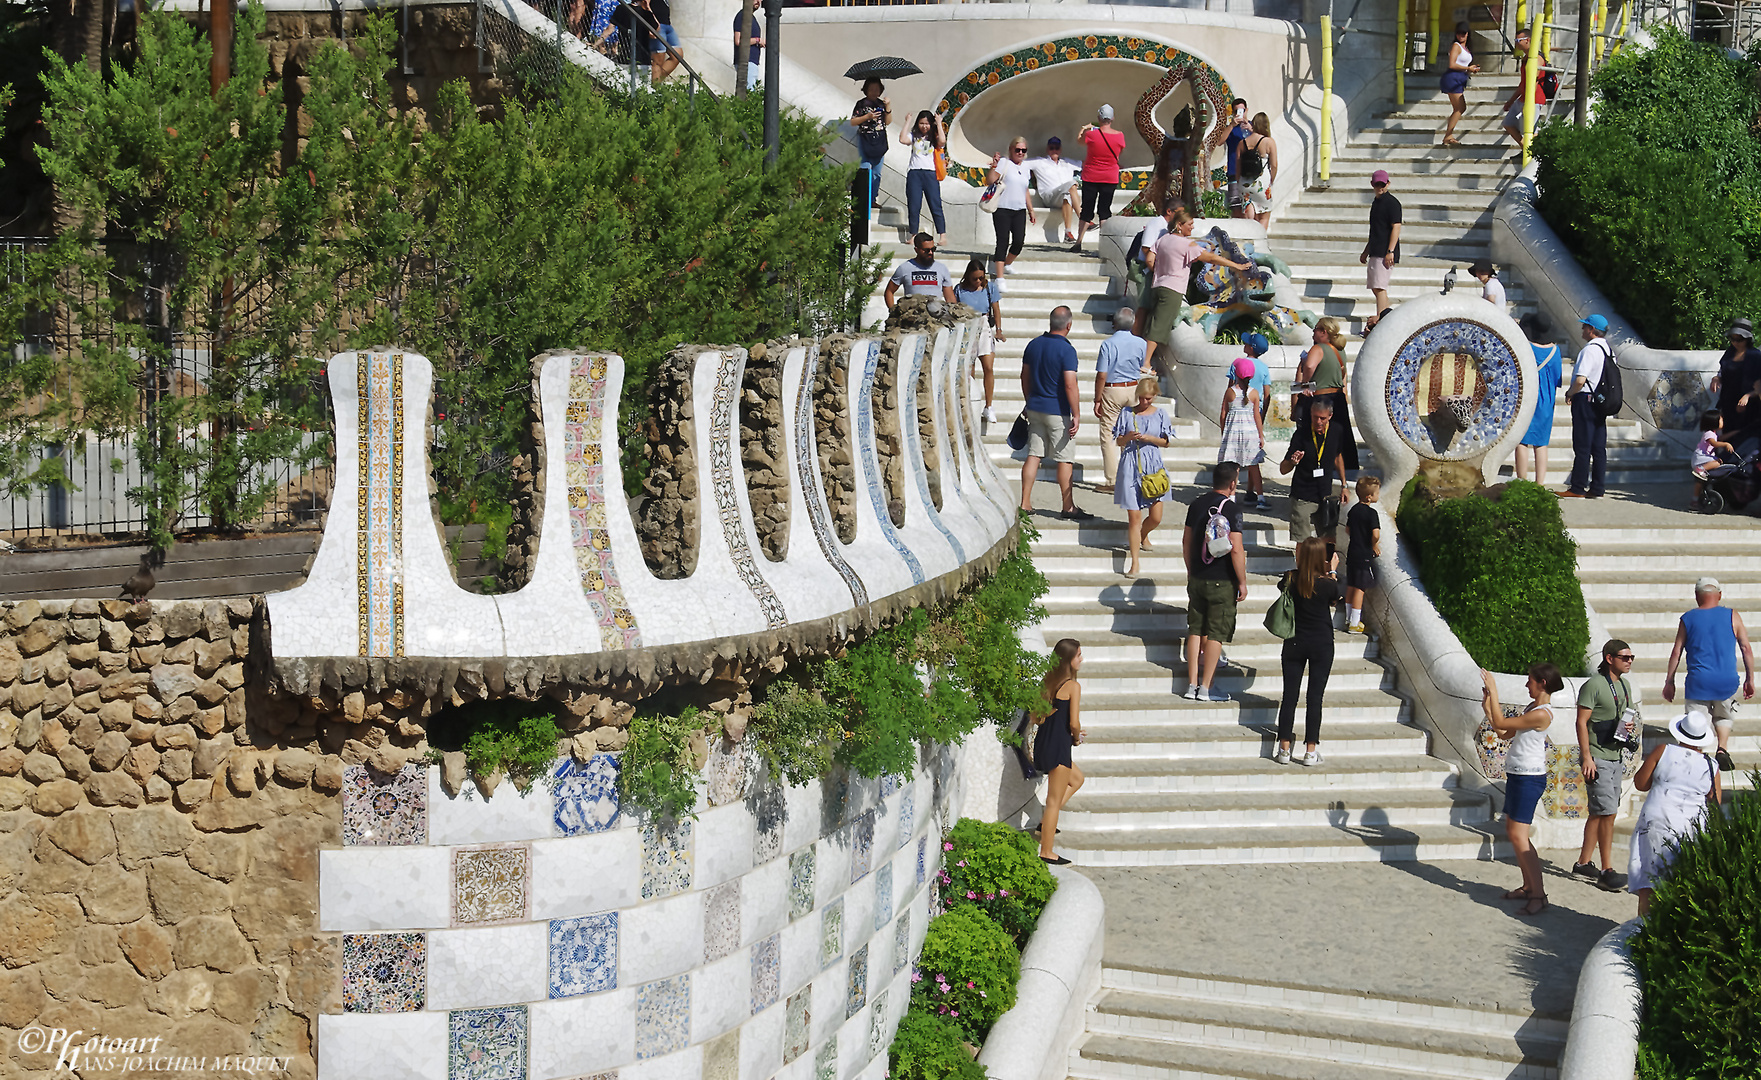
{"left": 980, "top": 991, "right": 988, "bottom": 998}
{"left": 957, "top": 860, "right": 966, "bottom": 867}
{"left": 951, "top": 1011, "right": 958, "bottom": 1017}
{"left": 967, "top": 981, "right": 975, "bottom": 989}
{"left": 999, "top": 889, "right": 1009, "bottom": 897}
{"left": 966, "top": 891, "right": 976, "bottom": 899}
{"left": 912, "top": 972, "right": 923, "bottom": 983}
{"left": 943, "top": 842, "right": 954, "bottom": 850}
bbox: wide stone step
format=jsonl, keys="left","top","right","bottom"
{"left": 1063, "top": 786, "right": 1488, "bottom": 829}
{"left": 1280, "top": 204, "right": 1493, "bottom": 228}
{"left": 1048, "top": 820, "right": 1505, "bottom": 866}
{"left": 1069, "top": 688, "right": 1409, "bottom": 723}
{"left": 1274, "top": 220, "right": 1490, "bottom": 243}
{"left": 1072, "top": 749, "right": 1455, "bottom": 789}
{"left": 1059, "top": 658, "right": 1394, "bottom": 694}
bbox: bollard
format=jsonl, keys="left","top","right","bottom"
{"left": 1319, "top": 16, "right": 1334, "bottom": 186}
{"left": 1522, "top": 10, "right": 1541, "bottom": 166}
{"left": 1396, "top": 0, "right": 1408, "bottom": 104}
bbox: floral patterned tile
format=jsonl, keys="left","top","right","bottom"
{"left": 549, "top": 913, "right": 618, "bottom": 998}
{"left": 704, "top": 740, "right": 753, "bottom": 807}
{"left": 448, "top": 1004, "right": 528, "bottom": 1080}
{"left": 814, "top": 1036, "right": 837, "bottom": 1080}
{"left": 874, "top": 864, "right": 893, "bottom": 931}
{"left": 845, "top": 944, "right": 868, "bottom": 1019}
{"left": 892, "top": 911, "right": 909, "bottom": 976}
{"left": 751, "top": 933, "right": 780, "bottom": 1014}
{"left": 342, "top": 932, "right": 425, "bottom": 1013}
{"left": 783, "top": 988, "right": 811, "bottom": 1064}
{"left": 640, "top": 820, "right": 693, "bottom": 901}
{"left": 342, "top": 762, "right": 427, "bottom": 846}
{"left": 704, "top": 880, "right": 741, "bottom": 963}
{"left": 453, "top": 846, "right": 529, "bottom": 926}
{"left": 850, "top": 811, "right": 874, "bottom": 884}
{"left": 867, "top": 990, "right": 888, "bottom": 1057}
{"left": 552, "top": 755, "right": 620, "bottom": 836}
{"left": 880, "top": 774, "right": 899, "bottom": 800}
{"left": 788, "top": 847, "right": 815, "bottom": 922}
{"left": 635, "top": 974, "right": 690, "bottom": 1060}
{"left": 820, "top": 898, "right": 843, "bottom": 969}
{"left": 916, "top": 837, "right": 926, "bottom": 886}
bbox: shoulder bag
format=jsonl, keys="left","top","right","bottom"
{"left": 933, "top": 147, "right": 949, "bottom": 182}
{"left": 1007, "top": 412, "right": 1030, "bottom": 450}
{"left": 1130, "top": 411, "right": 1170, "bottom": 502}
{"left": 1264, "top": 573, "right": 1297, "bottom": 639}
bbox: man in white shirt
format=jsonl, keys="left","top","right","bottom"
{"left": 1128, "top": 213, "right": 1169, "bottom": 312}
{"left": 1562, "top": 313, "right": 1612, "bottom": 498}
{"left": 1024, "top": 137, "right": 1081, "bottom": 244}
{"left": 986, "top": 139, "right": 1036, "bottom": 284}
{"left": 1471, "top": 259, "right": 1506, "bottom": 309}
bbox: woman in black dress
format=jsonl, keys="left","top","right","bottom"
{"left": 1275, "top": 538, "right": 1340, "bottom": 767}
{"left": 1711, "top": 317, "right": 1760, "bottom": 443}
{"left": 1033, "top": 638, "right": 1085, "bottom": 864}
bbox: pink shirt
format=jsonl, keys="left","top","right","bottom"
{"left": 1150, "top": 233, "right": 1199, "bottom": 292}
{"left": 1079, "top": 127, "right": 1126, "bottom": 184}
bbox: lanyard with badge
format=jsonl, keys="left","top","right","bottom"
{"left": 1606, "top": 672, "right": 1640, "bottom": 749}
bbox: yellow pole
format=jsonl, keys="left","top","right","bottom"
{"left": 1539, "top": 0, "right": 1555, "bottom": 79}
{"left": 1610, "top": 0, "right": 1629, "bottom": 56}
{"left": 1396, "top": 0, "right": 1407, "bottom": 105}
{"left": 1516, "top": 0, "right": 1528, "bottom": 27}
{"left": 1427, "top": 0, "right": 1441, "bottom": 65}
{"left": 1522, "top": 10, "right": 1541, "bottom": 167}
{"left": 1594, "top": 0, "right": 1607, "bottom": 59}
{"left": 1320, "top": 15, "right": 1334, "bottom": 184}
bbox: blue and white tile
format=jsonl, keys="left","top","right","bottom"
{"left": 549, "top": 912, "right": 619, "bottom": 998}
{"left": 448, "top": 1004, "right": 528, "bottom": 1080}
{"left": 321, "top": 847, "right": 451, "bottom": 931}
{"left": 740, "top": 996, "right": 786, "bottom": 1080}
{"left": 778, "top": 918, "right": 819, "bottom": 1000}
{"left": 529, "top": 828, "right": 640, "bottom": 920}
{"left": 620, "top": 891, "right": 705, "bottom": 985}
{"left": 691, "top": 950, "right": 750, "bottom": 1046}
{"left": 896, "top": 785, "right": 915, "bottom": 850}
{"left": 915, "top": 838, "right": 926, "bottom": 887}
{"left": 751, "top": 933, "right": 781, "bottom": 1014}
{"left": 635, "top": 974, "right": 691, "bottom": 1061}
{"left": 640, "top": 821, "right": 693, "bottom": 901}
{"left": 551, "top": 754, "right": 622, "bottom": 836}
{"left": 319, "top": 1012, "right": 447, "bottom": 1080}
{"left": 742, "top": 856, "right": 790, "bottom": 947}
{"left": 781, "top": 781, "right": 823, "bottom": 856}
{"left": 878, "top": 775, "right": 899, "bottom": 800}
{"left": 427, "top": 923, "right": 548, "bottom": 1011}
{"left": 873, "top": 864, "right": 893, "bottom": 931}
{"left": 703, "top": 880, "right": 741, "bottom": 963}
{"left": 695, "top": 804, "right": 755, "bottom": 891}
{"left": 429, "top": 769, "right": 555, "bottom": 846}
{"left": 844, "top": 945, "right": 868, "bottom": 1019}
{"left": 529, "top": 988, "right": 635, "bottom": 1079}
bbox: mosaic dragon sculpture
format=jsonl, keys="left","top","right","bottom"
{"left": 1185, "top": 227, "right": 1320, "bottom": 341}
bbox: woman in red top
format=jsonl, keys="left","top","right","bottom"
{"left": 1071, "top": 104, "right": 1126, "bottom": 252}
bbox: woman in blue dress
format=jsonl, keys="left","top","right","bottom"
{"left": 1113, "top": 375, "right": 1174, "bottom": 578}
{"left": 1515, "top": 313, "right": 1562, "bottom": 487}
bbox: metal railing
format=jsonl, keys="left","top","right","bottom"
{"left": 474, "top": 0, "right": 717, "bottom": 100}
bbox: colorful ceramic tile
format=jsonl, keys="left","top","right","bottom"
{"left": 856, "top": 341, "right": 924, "bottom": 584}
{"left": 549, "top": 913, "right": 618, "bottom": 999}
{"left": 341, "top": 932, "right": 425, "bottom": 1013}
{"left": 342, "top": 762, "right": 427, "bottom": 846}
{"left": 795, "top": 343, "right": 868, "bottom": 608}
{"left": 754, "top": 810, "right": 784, "bottom": 866}
{"left": 1385, "top": 319, "right": 1525, "bottom": 460}
{"left": 357, "top": 351, "right": 404, "bottom": 658}
{"left": 453, "top": 846, "right": 530, "bottom": 926}
{"left": 916, "top": 837, "right": 926, "bottom": 886}
{"left": 868, "top": 990, "right": 888, "bottom": 1058}
{"left": 880, "top": 774, "right": 899, "bottom": 800}
{"left": 1648, "top": 370, "right": 1709, "bottom": 431}
{"left": 850, "top": 811, "right": 875, "bottom": 884}
{"left": 788, "top": 847, "right": 815, "bottom": 921}
{"left": 751, "top": 933, "right": 780, "bottom": 1014}
{"left": 874, "top": 864, "right": 893, "bottom": 931}
{"left": 552, "top": 754, "right": 620, "bottom": 836}
{"left": 845, "top": 944, "right": 868, "bottom": 1019}
{"left": 568, "top": 355, "right": 642, "bottom": 650}
{"left": 820, "top": 898, "right": 844, "bottom": 969}
{"left": 709, "top": 350, "right": 789, "bottom": 628}
{"left": 900, "top": 337, "right": 965, "bottom": 564}
{"left": 897, "top": 786, "right": 914, "bottom": 849}
{"left": 703, "top": 1029, "right": 739, "bottom": 1080}
{"left": 640, "top": 820, "right": 693, "bottom": 901}
{"left": 1543, "top": 742, "right": 1589, "bottom": 820}
{"left": 813, "top": 1036, "right": 837, "bottom": 1080}
{"left": 705, "top": 740, "right": 752, "bottom": 807}
{"left": 892, "top": 912, "right": 910, "bottom": 976}
{"left": 448, "top": 1004, "right": 527, "bottom": 1080}
{"left": 635, "top": 975, "right": 690, "bottom": 1060}
{"left": 704, "top": 880, "right": 741, "bottom": 963}
{"left": 783, "top": 988, "right": 811, "bottom": 1064}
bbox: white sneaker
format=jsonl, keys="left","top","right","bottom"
{"left": 1273, "top": 747, "right": 1292, "bottom": 765}
{"left": 983, "top": 405, "right": 997, "bottom": 423}
{"left": 1199, "top": 687, "right": 1232, "bottom": 703}
{"left": 1183, "top": 685, "right": 1202, "bottom": 700}
{"left": 1299, "top": 749, "right": 1323, "bottom": 767}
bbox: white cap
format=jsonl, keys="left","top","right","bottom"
{"left": 1696, "top": 576, "right": 1722, "bottom": 593}
{"left": 1098, "top": 104, "right": 1115, "bottom": 121}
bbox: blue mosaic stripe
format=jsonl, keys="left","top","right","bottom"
{"left": 902, "top": 336, "right": 965, "bottom": 564}
{"left": 709, "top": 350, "right": 789, "bottom": 629}
{"left": 857, "top": 341, "right": 924, "bottom": 585}
{"left": 795, "top": 344, "right": 869, "bottom": 608}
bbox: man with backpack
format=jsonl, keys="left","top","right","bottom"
{"left": 1182, "top": 461, "right": 1247, "bottom": 703}
{"left": 1500, "top": 27, "right": 1556, "bottom": 151}
{"left": 1563, "top": 313, "right": 1617, "bottom": 499}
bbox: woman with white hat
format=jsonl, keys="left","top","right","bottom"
{"left": 1628, "top": 711, "right": 1724, "bottom": 915}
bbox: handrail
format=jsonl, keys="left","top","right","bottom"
{"left": 597, "top": 0, "right": 717, "bottom": 99}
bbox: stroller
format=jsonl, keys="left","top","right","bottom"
{"left": 1695, "top": 445, "right": 1761, "bottom": 514}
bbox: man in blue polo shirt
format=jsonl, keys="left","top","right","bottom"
{"left": 1020, "top": 306, "right": 1091, "bottom": 519}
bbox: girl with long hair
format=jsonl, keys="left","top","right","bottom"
{"left": 1217, "top": 358, "right": 1266, "bottom": 506}
{"left": 1440, "top": 22, "right": 1480, "bottom": 147}
{"left": 1033, "top": 638, "right": 1085, "bottom": 864}
{"left": 1114, "top": 377, "right": 1174, "bottom": 578}
{"left": 1294, "top": 317, "right": 1359, "bottom": 470}
{"left": 1238, "top": 112, "right": 1279, "bottom": 229}
{"left": 1480, "top": 662, "right": 1563, "bottom": 916}
{"left": 954, "top": 259, "right": 1004, "bottom": 421}
{"left": 899, "top": 110, "right": 947, "bottom": 244}
{"left": 1275, "top": 538, "right": 1339, "bottom": 766}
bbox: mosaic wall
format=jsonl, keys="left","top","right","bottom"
{"left": 1384, "top": 319, "right": 1524, "bottom": 462}
{"left": 1647, "top": 370, "right": 1711, "bottom": 432}
{"left": 359, "top": 351, "right": 406, "bottom": 658}
{"left": 1473, "top": 712, "right": 1639, "bottom": 820}
{"left": 709, "top": 350, "right": 790, "bottom": 630}
{"left": 319, "top": 746, "right": 959, "bottom": 1080}
{"left": 856, "top": 342, "right": 925, "bottom": 586}
{"left": 933, "top": 35, "right": 1234, "bottom": 189}
{"left": 794, "top": 344, "right": 869, "bottom": 610}
{"left": 568, "top": 354, "right": 644, "bottom": 651}
{"left": 900, "top": 337, "right": 965, "bottom": 566}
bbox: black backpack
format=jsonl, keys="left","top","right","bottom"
{"left": 1539, "top": 69, "right": 1560, "bottom": 100}
{"left": 1591, "top": 340, "right": 1623, "bottom": 417}
{"left": 1238, "top": 139, "right": 1265, "bottom": 180}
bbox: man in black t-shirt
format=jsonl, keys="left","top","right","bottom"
{"left": 1182, "top": 462, "right": 1247, "bottom": 703}
{"left": 1343, "top": 474, "right": 1381, "bottom": 634}
{"left": 1360, "top": 169, "right": 1402, "bottom": 314}
{"left": 1280, "top": 397, "right": 1349, "bottom": 544}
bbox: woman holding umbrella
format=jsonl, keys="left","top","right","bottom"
{"left": 850, "top": 79, "right": 891, "bottom": 209}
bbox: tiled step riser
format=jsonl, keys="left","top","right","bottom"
{"left": 1028, "top": 555, "right": 1361, "bottom": 578}
{"left": 1076, "top": 770, "right": 1459, "bottom": 795}
{"left": 1577, "top": 553, "right": 1750, "bottom": 571}
{"left": 1060, "top": 837, "right": 1512, "bottom": 867}
{"left": 1060, "top": 802, "right": 1490, "bottom": 829}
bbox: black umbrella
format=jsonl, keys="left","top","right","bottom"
{"left": 844, "top": 56, "right": 923, "bottom": 82}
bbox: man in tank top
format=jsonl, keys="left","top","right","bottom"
{"left": 1663, "top": 576, "right": 1754, "bottom": 773}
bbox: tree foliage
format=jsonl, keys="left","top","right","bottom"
{"left": 1532, "top": 29, "right": 1761, "bottom": 348}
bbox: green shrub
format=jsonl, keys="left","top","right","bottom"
{"left": 1395, "top": 479, "right": 1588, "bottom": 674}
{"left": 619, "top": 708, "right": 705, "bottom": 822}
{"left": 427, "top": 699, "right": 564, "bottom": 790}
{"left": 748, "top": 678, "right": 838, "bottom": 787}
{"left": 1630, "top": 781, "right": 1761, "bottom": 1078}
{"left": 887, "top": 1009, "right": 986, "bottom": 1080}
{"left": 938, "top": 819, "right": 1058, "bottom": 948}
{"left": 910, "top": 906, "right": 1020, "bottom": 1041}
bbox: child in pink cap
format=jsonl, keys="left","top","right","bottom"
{"left": 1218, "top": 355, "right": 1267, "bottom": 505}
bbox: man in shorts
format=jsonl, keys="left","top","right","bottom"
{"left": 1573, "top": 639, "right": 1637, "bottom": 891}
{"left": 1663, "top": 576, "right": 1755, "bottom": 773}
{"left": 1018, "top": 306, "right": 1091, "bottom": 520}
{"left": 1361, "top": 169, "right": 1402, "bottom": 314}
{"left": 1182, "top": 461, "right": 1247, "bottom": 703}
{"left": 1025, "top": 137, "right": 1081, "bottom": 244}
{"left": 1140, "top": 205, "right": 1251, "bottom": 371}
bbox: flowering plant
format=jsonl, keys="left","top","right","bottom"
{"left": 938, "top": 818, "right": 1057, "bottom": 948}
{"left": 909, "top": 906, "right": 1019, "bottom": 1041}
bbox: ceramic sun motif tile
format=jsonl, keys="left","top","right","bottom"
{"left": 341, "top": 762, "right": 427, "bottom": 846}
{"left": 453, "top": 846, "right": 530, "bottom": 926}
{"left": 640, "top": 820, "right": 693, "bottom": 900}
{"left": 549, "top": 913, "right": 618, "bottom": 998}
{"left": 845, "top": 944, "right": 868, "bottom": 1019}
{"left": 750, "top": 933, "right": 780, "bottom": 1014}
{"left": 341, "top": 932, "right": 426, "bottom": 1013}
{"left": 635, "top": 975, "right": 690, "bottom": 1060}
{"left": 552, "top": 755, "right": 620, "bottom": 836}
{"left": 448, "top": 1004, "right": 528, "bottom": 1080}
{"left": 703, "top": 880, "right": 741, "bottom": 963}
{"left": 783, "top": 987, "right": 810, "bottom": 1064}
{"left": 788, "top": 847, "right": 815, "bottom": 921}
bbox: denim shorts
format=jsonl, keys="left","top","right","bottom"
{"left": 649, "top": 23, "right": 681, "bottom": 51}
{"left": 1505, "top": 771, "right": 1547, "bottom": 825}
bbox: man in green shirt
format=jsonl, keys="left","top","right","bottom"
{"left": 1573, "top": 639, "right": 1636, "bottom": 890}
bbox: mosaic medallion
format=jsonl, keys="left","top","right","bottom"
{"left": 1385, "top": 319, "right": 1524, "bottom": 461}
{"left": 453, "top": 846, "right": 530, "bottom": 926}
{"left": 342, "top": 932, "right": 425, "bottom": 1013}
{"left": 341, "top": 762, "right": 427, "bottom": 846}
{"left": 1648, "top": 370, "right": 1710, "bottom": 431}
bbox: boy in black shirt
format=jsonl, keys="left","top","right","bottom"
{"left": 1344, "top": 475, "right": 1381, "bottom": 634}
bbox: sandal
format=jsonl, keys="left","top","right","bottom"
{"left": 1138, "top": 539, "right": 1155, "bottom": 552}
{"left": 1517, "top": 897, "right": 1549, "bottom": 916}
{"left": 1502, "top": 887, "right": 1532, "bottom": 900}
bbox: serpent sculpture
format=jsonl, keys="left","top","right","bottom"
{"left": 1185, "top": 226, "right": 1320, "bottom": 342}
{"left": 1131, "top": 60, "right": 1233, "bottom": 213}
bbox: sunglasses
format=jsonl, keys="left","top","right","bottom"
{"left": 1010, "top": 147, "right": 1027, "bottom": 154}
{"left": 1614, "top": 654, "right": 1636, "bottom": 662}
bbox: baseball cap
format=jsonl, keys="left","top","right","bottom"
{"left": 1046, "top": 136, "right": 1061, "bottom": 147}
{"left": 1370, "top": 169, "right": 1391, "bottom": 185}
{"left": 1580, "top": 313, "right": 1609, "bottom": 332}
{"left": 1696, "top": 576, "right": 1722, "bottom": 593}
{"left": 1232, "top": 357, "right": 1257, "bottom": 379}
{"left": 1240, "top": 332, "right": 1269, "bottom": 357}
{"left": 1098, "top": 104, "right": 1115, "bottom": 121}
